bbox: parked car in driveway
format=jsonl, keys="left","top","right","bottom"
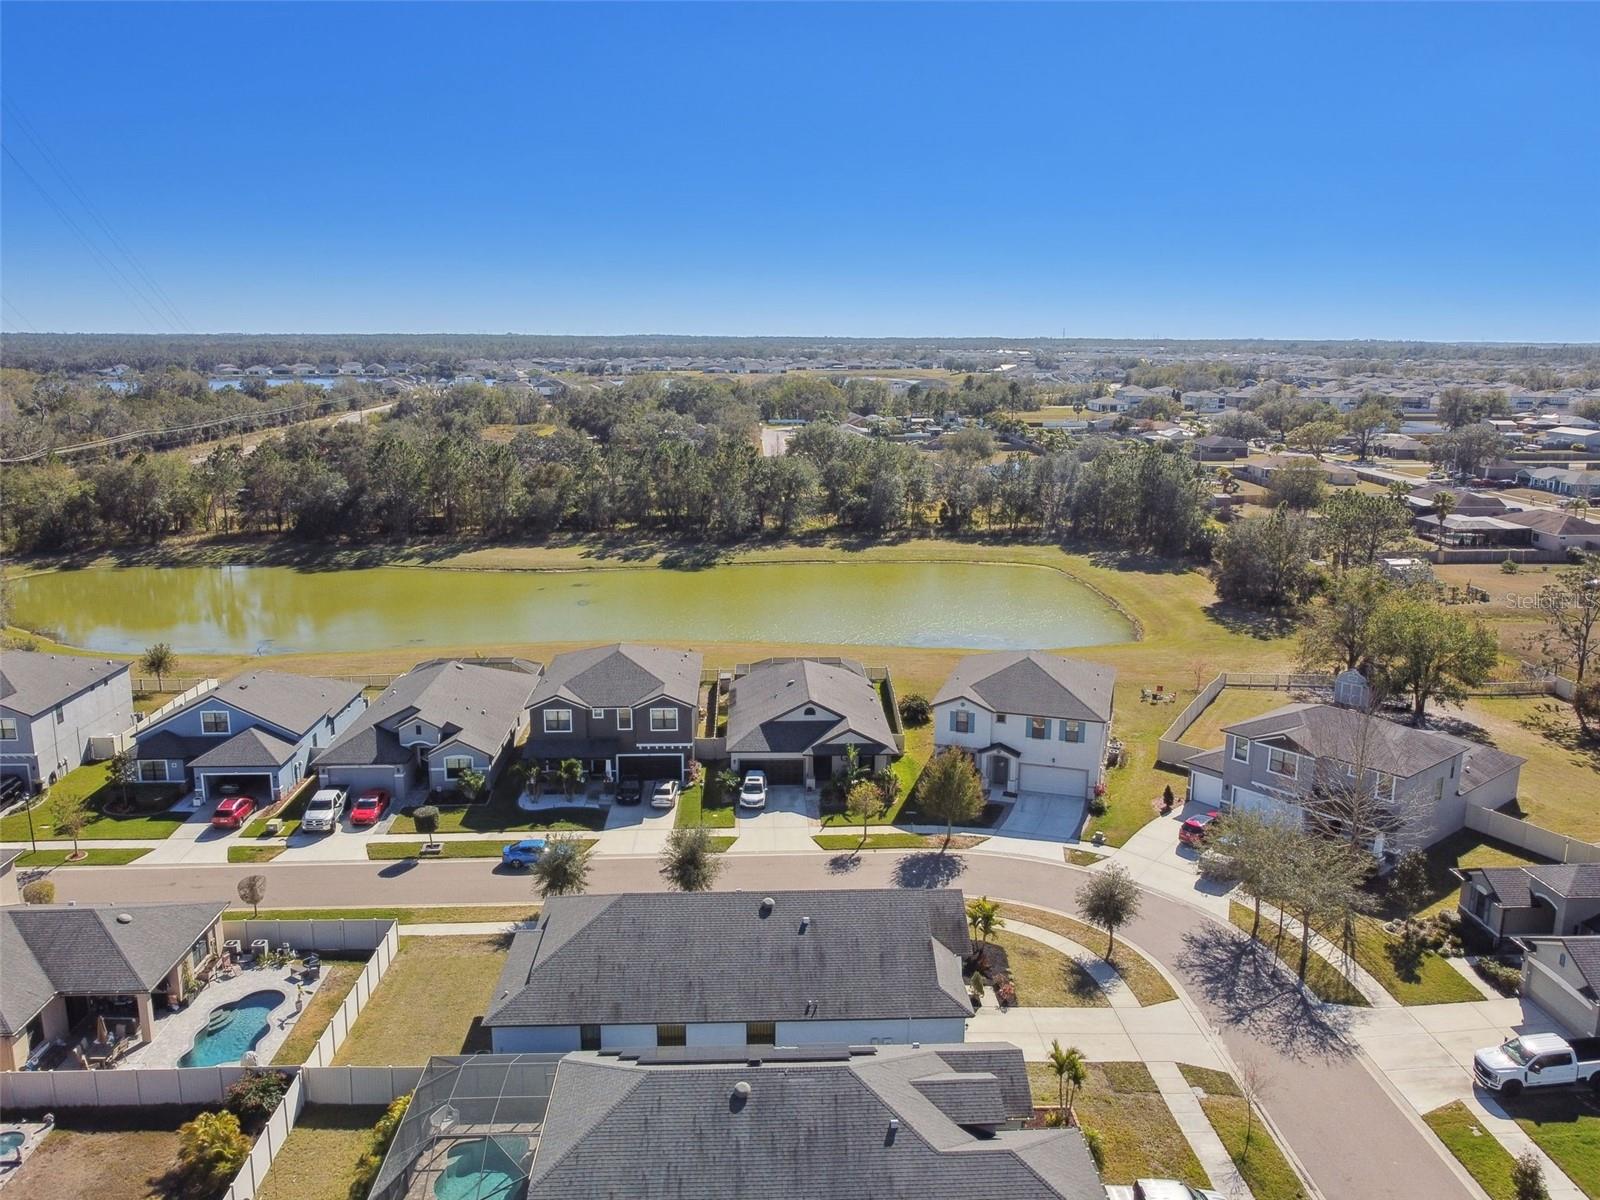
{"left": 615, "top": 779, "right": 643, "bottom": 806}
{"left": 1106, "top": 1182, "right": 1224, "bottom": 1200}
{"left": 1473, "top": 1033, "right": 1600, "bottom": 1097}
{"left": 739, "top": 770, "right": 768, "bottom": 810}
{"left": 301, "top": 787, "right": 348, "bottom": 833}
{"left": 650, "top": 779, "right": 680, "bottom": 809}
{"left": 210, "top": 795, "right": 257, "bottom": 830}
{"left": 1178, "top": 810, "right": 1220, "bottom": 847}
{"left": 500, "top": 838, "right": 548, "bottom": 869}
{"left": 348, "top": 789, "right": 391, "bottom": 827}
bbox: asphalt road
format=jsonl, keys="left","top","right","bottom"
{"left": 51, "top": 851, "right": 1471, "bottom": 1200}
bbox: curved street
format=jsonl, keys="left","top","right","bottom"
{"left": 49, "top": 847, "right": 1477, "bottom": 1200}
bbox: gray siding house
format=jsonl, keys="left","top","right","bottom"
{"left": 0, "top": 651, "right": 133, "bottom": 790}
{"left": 1456, "top": 864, "right": 1600, "bottom": 948}
{"left": 133, "top": 670, "right": 365, "bottom": 803}
{"left": 1186, "top": 700, "right": 1525, "bottom": 851}
{"left": 1518, "top": 937, "right": 1600, "bottom": 1037}
{"left": 485, "top": 889, "right": 974, "bottom": 1053}
{"left": 725, "top": 658, "right": 898, "bottom": 787}
{"left": 524, "top": 644, "right": 702, "bottom": 783}
{"left": 314, "top": 659, "right": 540, "bottom": 802}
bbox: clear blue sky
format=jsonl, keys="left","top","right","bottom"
{"left": 2, "top": 2, "right": 1596, "bottom": 340}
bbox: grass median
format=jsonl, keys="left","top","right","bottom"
{"left": 1179, "top": 1064, "right": 1308, "bottom": 1200}
{"left": 1424, "top": 1102, "right": 1518, "bottom": 1200}
{"left": 1228, "top": 902, "right": 1369, "bottom": 1007}
{"left": 18, "top": 847, "right": 150, "bottom": 866}
{"left": 365, "top": 838, "right": 595, "bottom": 860}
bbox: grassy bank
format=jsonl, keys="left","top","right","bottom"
{"left": 1227, "top": 902, "right": 1369, "bottom": 1007}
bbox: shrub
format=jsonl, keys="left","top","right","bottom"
{"left": 1473, "top": 957, "right": 1523, "bottom": 997}
{"left": 225, "top": 1069, "right": 291, "bottom": 1127}
{"left": 176, "top": 1110, "right": 250, "bottom": 1190}
{"left": 348, "top": 1093, "right": 411, "bottom": 1200}
{"left": 411, "top": 805, "right": 440, "bottom": 836}
{"left": 1086, "top": 794, "right": 1108, "bottom": 817}
{"left": 994, "top": 973, "right": 1017, "bottom": 1008}
{"left": 1500, "top": 558, "right": 1519, "bottom": 574}
{"left": 1080, "top": 1127, "right": 1106, "bottom": 1169}
{"left": 897, "top": 693, "right": 932, "bottom": 726}
{"left": 20, "top": 880, "right": 54, "bottom": 905}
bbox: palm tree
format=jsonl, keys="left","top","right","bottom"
{"left": 507, "top": 759, "right": 535, "bottom": 799}
{"left": 965, "top": 896, "right": 1004, "bottom": 954}
{"left": 1429, "top": 490, "right": 1456, "bottom": 555}
{"left": 556, "top": 758, "right": 584, "bottom": 803}
{"left": 1046, "top": 1040, "right": 1088, "bottom": 1125}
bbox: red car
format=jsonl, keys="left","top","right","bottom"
{"left": 211, "top": 795, "right": 257, "bottom": 830}
{"left": 1179, "top": 810, "right": 1220, "bottom": 847}
{"left": 349, "top": 789, "right": 391, "bottom": 827}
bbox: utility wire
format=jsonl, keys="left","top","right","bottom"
{"left": 3, "top": 297, "right": 40, "bottom": 333}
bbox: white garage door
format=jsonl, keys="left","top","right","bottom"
{"left": 1018, "top": 764, "right": 1088, "bottom": 799}
{"left": 1188, "top": 770, "right": 1223, "bottom": 806}
{"left": 1226, "top": 786, "right": 1299, "bottom": 823}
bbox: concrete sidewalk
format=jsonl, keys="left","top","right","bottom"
{"left": 1149, "top": 1060, "right": 1256, "bottom": 1200}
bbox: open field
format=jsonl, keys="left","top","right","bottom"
{"left": 1454, "top": 696, "right": 1600, "bottom": 841}
{"left": 331, "top": 933, "right": 508, "bottom": 1064}
{"left": 256, "top": 1105, "right": 388, "bottom": 1200}
{"left": 1026, "top": 1060, "right": 1208, "bottom": 1188}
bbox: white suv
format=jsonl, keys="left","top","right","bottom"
{"left": 300, "top": 787, "right": 347, "bottom": 833}
{"left": 739, "top": 771, "right": 768, "bottom": 809}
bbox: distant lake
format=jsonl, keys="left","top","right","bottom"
{"left": 12, "top": 561, "right": 1134, "bottom": 656}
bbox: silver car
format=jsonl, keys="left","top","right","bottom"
{"left": 650, "top": 779, "right": 681, "bottom": 809}
{"left": 1105, "top": 1182, "right": 1224, "bottom": 1200}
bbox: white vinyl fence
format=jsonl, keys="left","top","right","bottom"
{"left": 224, "top": 1073, "right": 306, "bottom": 1200}
{"left": 1466, "top": 806, "right": 1600, "bottom": 865}
{"left": 0, "top": 1064, "right": 256, "bottom": 1110}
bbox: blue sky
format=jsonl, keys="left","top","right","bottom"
{"left": 2, "top": 2, "right": 1596, "bottom": 340}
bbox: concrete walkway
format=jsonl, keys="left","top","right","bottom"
{"left": 1148, "top": 1060, "right": 1256, "bottom": 1200}
{"left": 969, "top": 998, "right": 1225, "bottom": 1067}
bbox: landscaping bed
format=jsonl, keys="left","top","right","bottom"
{"left": 1004, "top": 902, "right": 1177, "bottom": 1006}
{"left": 1025, "top": 1060, "right": 1208, "bottom": 1188}
{"left": 1178, "top": 1064, "right": 1308, "bottom": 1200}
{"left": 1340, "top": 915, "right": 1482, "bottom": 1006}
{"left": 331, "top": 934, "right": 510, "bottom": 1064}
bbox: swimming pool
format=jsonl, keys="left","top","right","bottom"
{"left": 434, "top": 1136, "right": 527, "bottom": 1200}
{"left": 177, "top": 990, "right": 285, "bottom": 1068}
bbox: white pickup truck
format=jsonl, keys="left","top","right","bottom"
{"left": 1472, "top": 1033, "right": 1600, "bottom": 1097}
{"left": 1106, "top": 1182, "right": 1223, "bottom": 1200}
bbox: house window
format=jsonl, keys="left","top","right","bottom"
{"left": 0, "top": 719, "right": 16, "bottom": 741}
{"left": 950, "top": 710, "right": 973, "bottom": 734}
{"left": 139, "top": 760, "right": 168, "bottom": 782}
{"left": 656, "top": 1024, "right": 686, "bottom": 1048}
{"left": 617, "top": 708, "right": 632, "bottom": 731}
{"left": 1027, "top": 717, "right": 1050, "bottom": 740}
{"left": 804, "top": 707, "right": 816, "bottom": 716}
{"left": 1231, "top": 737, "right": 1249, "bottom": 763}
{"left": 1374, "top": 772, "right": 1396, "bottom": 802}
{"left": 1266, "top": 748, "right": 1297, "bottom": 779}
{"left": 443, "top": 755, "right": 474, "bottom": 779}
{"left": 188, "top": 934, "right": 210, "bottom": 969}
{"left": 649, "top": 708, "right": 678, "bottom": 733}
{"left": 746, "top": 1021, "right": 776, "bottom": 1046}
{"left": 544, "top": 708, "right": 572, "bottom": 733}
{"left": 591, "top": 708, "right": 605, "bottom": 720}
{"left": 201, "top": 711, "right": 231, "bottom": 735}
{"left": 414, "top": 724, "right": 424, "bottom": 737}
{"left": 1060, "top": 720, "right": 1085, "bottom": 743}
{"left": 995, "top": 713, "right": 1007, "bottom": 724}
{"left": 580, "top": 1024, "right": 601, "bottom": 1051}
{"left": 55, "top": 707, "right": 64, "bottom": 725}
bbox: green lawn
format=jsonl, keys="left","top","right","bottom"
{"left": 986, "top": 929, "right": 1106, "bottom": 1007}
{"left": 332, "top": 934, "right": 509, "bottom": 1065}
{"left": 1228, "top": 903, "right": 1369, "bottom": 1007}
{"left": 1342, "top": 916, "right": 1481, "bottom": 1006}
{"left": 812, "top": 832, "right": 986, "bottom": 851}
{"left": 1026, "top": 1060, "right": 1208, "bottom": 1188}
{"left": 225, "top": 905, "right": 540, "bottom": 924}
{"left": 228, "top": 844, "right": 286, "bottom": 863}
{"left": 389, "top": 798, "right": 606, "bottom": 834}
{"left": 271, "top": 958, "right": 364, "bottom": 1066}
{"left": 1004, "top": 902, "right": 1177, "bottom": 1006}
{"left": 17, "top": 847, "right": 150, "bottom": 866}
{"left": 706, "top": 835, "right": 737, "bottom": 853}
{"left": 818, "top": 720, "right": 932, "bottom": 828}
{"left": 1179, "top": 688, "right": 1298, "bottom": 752}
{"left": 1509, "top": 1090, "right": 1600, "bottom": 1199}
{"left": 366, "top": 839, "right": 521, "bottom": 860}
{"left": 675, "top": 781, "right": 735, "bottom": 829}
{"left": 1457, "top": 696, "right": 1600, "bottom": 842}
{"left": 1417, "top": 831, "right": 1550, "bottom": 919}
{"left": 257, "top": 1105, "right": 389, "bottom": 1200}
{"left": 1424, "top": 1102, "right": 1518, "bottom": 1200}
{"left": 1179, "top": 1065, "right": 1308, "bottom": 1200}
{"left": 0, "top": 761, "right": 185, "bottom": 842}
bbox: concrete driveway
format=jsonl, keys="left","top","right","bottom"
{"left": 596, "top": 798, "right": 676, "bottom": 855}
{"left": 980, "top": 791, "right": 1089, "bottom": 861}
{"left": 730, "top": 785, "right": 819, "bottom": 853}
{"left": 1104, "top": 800, "right": 1235, "bottom": 917}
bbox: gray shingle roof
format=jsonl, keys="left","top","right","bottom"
{"left": 315, "top": 660, "right": 538, "bottom": 765}
{"left": 0, "top": 901, "right": 226, "bottom": 1034}
{"left": 726, "top": 659, "right": 896, "bottom": 756}
{"left": 1560, "top": 937, "right": 1600, "bottom": 994}
{"left": 530, "top": 644, "right": 701, "bottom": 710}
{"left": 934, "top": 652, "right": 1115, "bottom": 723}
{"left": 1528, "top": 864, "right": 1600, "bottom": 901}
{"left": 154, "top": 670, "right": 362, "bottom": 738}
{"left": 1462, "top": 867, "right": 1535, "bottom": 908}
{"left": 135, "top": 730, "right": 213, "bottom": 762}
{"left": 188, "top": 727, "right": 298, "bottom": 769}
{"left": 485, "top": 889, "right": 973, "bottom": 1029}
{"left": 0, "top": 651, "right": 128, "bottom": 717}
{"left": 523, "top": 1044, "right": 1102, "bottom": 1200}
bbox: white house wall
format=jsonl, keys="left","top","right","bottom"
{"left": 932, "top": 700, "right": 1106, "bottom": 788}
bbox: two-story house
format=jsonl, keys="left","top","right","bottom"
{"left": 484, "top": 888, "right": 973, "bottom": 1053}
{"left": 1184, "top": 700, "right": 1525, "bottom": 851}
{"left": 0, "top": 651, "right": 133, "bottom": 791}
{"left": 724, "top": 658, "right": 899, "bottom": 787}
{"left": 932, "top": 651, "right": 1114, "bottom": 801}
{"left": 524, "top": 644, "right": 702, "bottom": 783}
{"left": 133, "top": 670, "right": 365, "bottom": 803}
{"left": 314, "top": 658, "right": 541, "bottom": 801}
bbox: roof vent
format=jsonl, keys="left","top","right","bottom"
{"left": 730, "top": 1080, "right": 751, "bottom": 1112}
{"left": 115, "top": 912, "right": 133, "bottom": 924}
{"left": 760, "top": 896, "right": 775, "bottom": 915}
{"left": 886, "top": 1117, "right": 900, "bottom": 1144}
{"left": 800, "top": 915, "right": 811, "bottom": 932}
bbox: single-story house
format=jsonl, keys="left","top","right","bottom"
{"left": 484, "top": 889, "right": 973, "bottom": 1053}
{"left": 1371, "top": 433, "right": 1427, "bottom": 459}
{"left": 314, "top": 658, "right": 541, "bottom": 801}
{"left": 524, "top": 644, "right": 702, "bottom": 784}
{"left": 134, "top": 670, "right": 365, "bottom": 803}
{"left": 1517, "top": 937, "right": 1600, "bottom": 1037}
{"left": 367, "top": 1044, "right": 1104, "bottom": 1200}
{"left": 1236, "top": 456, "right": 1359, "bottom": 487}
{"left": 1186, "top": 700, "right": 1525, "bottom": 851}
{"left": 1412, "top": 513, "right": 1533, "bottom": 549}
{"left": 1190, "top": 434, "right": 1247, "bottom": 461}
{"left": 724, "top": 658, "right": 898, "bottom": 787}
{"left": 1456, "top": 864, "right": 1600, "bottom": 948}
{"left": 1, "top": 650, "right": 133, "bottom": 791}
{"left": 933, "top": 651, "right": 1113, "bottom": 801}
{"left": 0, "top": 901, "right": 226, "bottom": 1070}
{"left": 1540, "top": 427, "right": 1600, "bottom": 452}
{"left": 1518, "top": 467, "right": 1600, "bottom": 498}
{"left": 1497, "top": 509, "right": 1600, "bottom": 554}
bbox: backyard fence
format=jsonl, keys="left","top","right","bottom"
{"left": 1465, "top": 806, "right": 1600, "bottom": 865}
{"left": 223, "top": 1073, "right": 305, "bottom": 1200}
{"left": 134, "top": 673, "right": 401, "bottom": 696}
{"left": 0, "top": 1063, "right": 257, "bottom": 1110}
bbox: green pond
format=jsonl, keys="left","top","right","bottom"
{"left": 12, "top": 561, "right": 1133, "bottom": 656}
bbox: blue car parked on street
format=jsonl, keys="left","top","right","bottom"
{"left": 499, "top": 838, "right": 548, "bottom": 869}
